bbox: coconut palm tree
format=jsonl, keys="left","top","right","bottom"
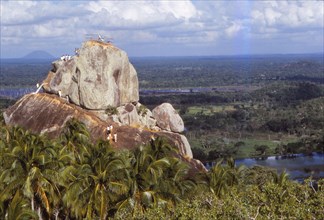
{"left": 113, "top": 144, "right": 165, "bottom": 215}
{"left": 157, "top": 157, "right": 196, "bottom": 207}
{"left": 208, "top": 160, "right": 229, "bottom": 197}
{"left": 272, "top": 170, "right": 289, "bottom": 187}
{"left": 5, "top": 190, "right": 38, "bottom": 220}
{"left": 61, "top": 139, "right": 130, "bottom": 219}
{"left": 208, "top": 158, "right": 245, "bottom": 197}
{"left": 0, "top": 128, "right": 60, "bottom": 219}
{"left": 225, "top": 157, "right": 245, "bottom": 186}
{"left": 116, "top": 138, "right": 195, "bottom": 216}
{"left": 59, "top": 118, "right": 92, "bottom": 165}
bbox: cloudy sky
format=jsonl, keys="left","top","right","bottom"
{"left": 1, "top": 0, "right": 323, "bottom": 58}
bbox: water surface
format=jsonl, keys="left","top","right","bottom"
{"left": 235, "top": 153, "right": 324, "bottom": 181}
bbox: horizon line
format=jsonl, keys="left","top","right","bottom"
{"left": 1, "top": 52, "right": 323, "bottom": 60}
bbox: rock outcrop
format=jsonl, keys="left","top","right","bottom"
{"left": 152, "top": 103, "right": 185, "bottom": 133}
{"left": 3, "top": 40, "right": 206, "bottom": 172}
{"left": 117, "top": 103, "right": 140, "bottom": 126}
{"left": 3, "top": 93, "right": 205, "bottom": 171}
{"left": 43, "top": 40, "right": 139, "bottom": 110}
{"left": 3, "top": 93, "right": 109, "bottom": 139}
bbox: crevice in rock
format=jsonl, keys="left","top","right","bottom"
{"left": 113, "top": 69, "right": 121, "bottom": 106}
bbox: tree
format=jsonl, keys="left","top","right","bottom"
{"left": 272, "top": 170, "right": 289, "bottom": 187}
{"left": 59, "top": 118, "right": 92, "bottom": 165}
{"left": 61, "top": 140, "right": 130, "bottom": 219}
{"left": 0, "top": 127, "right": 60, "bottom": 219}
{"left": 208, "top": 160, "right": 229, "bottom": 197}
{"left": 116, "top": 138, "right": 195, "bottom": 216}
{"left": 254, "top": 145, "right": 269, "bottom": 156}
{"left": 5, "top": 190, "right": 38, "bottom": 220}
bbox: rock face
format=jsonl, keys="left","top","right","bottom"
{"left": 3, "top": 93, "right": 205, "bottom": 172}
{"left": 117, "top": 103, "right": 140, "bottom": 126}
{"left": 43, "top": 40, "right": 139, "bottom": 110}
{"left": 152, "top": 103, "right": 185, "bottom": 133}
{"left": 3, "top": 40, "right": 206, "bottom": 172}
{"left": 3, "top": 93, "right": 109, "bottom": 139}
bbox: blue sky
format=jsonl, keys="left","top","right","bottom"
{"left": 1, "top": 0, "right": 323, "bottom": 58}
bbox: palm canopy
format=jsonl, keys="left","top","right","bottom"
{"left": 0, "top": 127, "right": 60, "bottom": 219}
{"left": 116, "top": 137, "right": 197, "bottom": 216}
{"left": 208, "top": 158, "right": 245, "bottom": 197}
{"left": 61, "top": 139, "right": 131, "bottom": 219}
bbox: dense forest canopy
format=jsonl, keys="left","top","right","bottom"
{"left": 1, "top": 54, "right": 323, "bottom": 89}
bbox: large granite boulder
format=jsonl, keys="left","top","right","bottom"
{"left": 152, "top": 103, "right": 184, "bottom": 133}
{"left": 3, "top": 93, "right": 110, "bottom": 139}
{"left": 43, "top": 40, "right": 139, "bottom": 110}
{"left": 3, "top": 40, "right": 206, "bottom": 172}
{"left": 3, "top": 93, "right": 206, "bottom": 172}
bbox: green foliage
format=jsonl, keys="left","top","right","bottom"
{"left": 137, "top": 104, "right": 148, "bottom": 117}
{"left": 0, "top": 121, "right": 323, "bottom": 219}
{"left": 105, "top": 105, "right": 118, "bottom": 116}
{"left": 254, "top": 144, "right": 269, "bottom": 156}
{"left": 115, "top": 179, "right": 324, "bottom": 220}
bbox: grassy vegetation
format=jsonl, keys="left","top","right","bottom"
{"left": 187, "top": 105, "right": 236, "bottom": 115}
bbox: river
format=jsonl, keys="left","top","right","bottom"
{"left": 206, "top": 153, "right": 324, "bottom": 181}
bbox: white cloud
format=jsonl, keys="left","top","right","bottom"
{"left": 225, "top": 22, "right": 243, "bottom": 37}
{"left": 84, "top": 0, "right": 202, "bottom": 35}
{"left": 0, "top": 0, "right": 323, "bottom": 57}
{"left": 1, "top": 1, "right": 37, "bottom": 25}
{"left": 88, "top": 0, "right": 198, "bottom": 21}
{"left": 251, "top": 1, "right": 324, "bottom": 30}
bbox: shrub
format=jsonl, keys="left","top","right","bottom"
{"left": 105, "top": 105, "right": 118, "bottom": 115}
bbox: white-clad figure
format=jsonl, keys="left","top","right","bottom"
{"left": 36, "top": 83, "right": 40, "bottom": 88}
{"left": 66, "top": 96, "right": 69, "bottom": 103}
{"left": 113, "top": 133, "right": 117, "bottom": 142}
{"left": 58, "top": 90, "right": 62, "bottom": 98}
{"left": 33, "top": 83, "right": 46, "bottom": 94}
{"left": 98, "top": 34, "right": 104, "bottom": 42}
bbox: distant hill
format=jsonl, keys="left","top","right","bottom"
{"left": 22, "top": 50, "right": 55, "bottom": 59}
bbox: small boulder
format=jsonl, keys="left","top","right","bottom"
{"left": 117, "top": 103, "right": 140, "bottom": 126}
{"left": 136, "top": 103, "right": 157, "bottom": 130}
{"left": 152, "top": 103, "right": 184, "bottom": 133}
